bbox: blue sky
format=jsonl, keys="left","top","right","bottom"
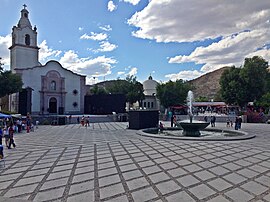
{"left": 1, "top": 0, "right": 270, "bottom": 84}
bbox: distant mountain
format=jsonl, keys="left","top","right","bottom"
{"left": 188, "top": 67, "right": 231, "bottom": 100}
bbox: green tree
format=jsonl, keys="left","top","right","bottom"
{"left": 107, "top": 76, "right": 144, "bottom": 106}
{"left": 220, "top": 56, "right": 270, "bottom": 107}
{"left": 156, "top": 79, "right": 191, "bottom": 108}
{"left": 0, "top": 58, "right": 23, "bottom": 98}
{"left": 240, "top": 56, "right": 269, "bottom": 102}
{"left": 255, "top": 92, "right": 270, "bottom": 111}
{"left": 90, "top": 85, "right": 108, "bottom": 95}
{"left": 195, "top": 96, "right": 209, "bottom": 102}
{"left": 219, "top": 66, "right": 246, "bottom": 106}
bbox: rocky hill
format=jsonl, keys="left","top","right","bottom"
{"left": 188, "top": 66, "right": 231, "bottom": 100}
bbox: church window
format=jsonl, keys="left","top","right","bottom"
{"left": 24, "top": 13, "right": 28, "bottom": 18}
{"left": 25, "top": 34, "right": 30, "bottom": 45}
{"left": 73, "top": 102, "right": 78, "bottom": 108}
{"left": 50, "top": 81, "right": 56, "bottom": 90}
{"left": 73, "top": 89, "right": 78, "bottom": 95}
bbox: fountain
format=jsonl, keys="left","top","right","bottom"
{"left": 178, "top": 90, "right": 209, "bottom": 137}
{"left": 139, "top": 90, "right": 255, "bottom": 141}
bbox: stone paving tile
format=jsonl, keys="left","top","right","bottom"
{"left": 131, "top": 187, "right": 158, "bottom": 202}
{"left": 177, "top": 174, "right": 200, "bottom": 187}
{"left": 223, "top": 173, "right": 247, "bottom": 185}
{"left": 209, "top": 166, "right": 230, "bottom": 176}
{"left": 33, "top": 187, "right": 65, "bottom": 201}
{"left": 207, "top": 195, "right": 231, "bottom": 202}
{"left": 126, "top": 177, "right": 150, "bottom": 190}
{"left": 241, "top": 181, "right": 268, "bottom": 195}
{"left": 166, "top": 191, "right": 195, "bottom": 202}
{"left": 148, "top": 172, "right": 170, "bottom": 183}
{"left": 40, "top": 177, "right": 69, "bottom": 190}
{"left": 194, "top": 170, "right": 216, "bottom": 181}
{"left": 1, "top": 122, "right": 270, "bottom": 201}
{"left": 67, "top": 191, "right": 94, "bottom": 202}
{"left": 237, "top": 168, "right": 259, "bottom": 178}
{"left": 207, "top": 178, "right": 233, "bottom": 191}
{"left": 122, "top": 170, "right": 143, "bottom": 181}
{"left": 99, "top": 183, "right": 125, "bottom": 199}
{"left": 4, "top": 183, "right": 38, "bottom": 198}
{"left": 167, "top": 167, "right": 187, "bottom": 178}
{"left": 155, "top": 180, "right": 181, "bottom": 195}
{"left": 188, "top": 184, "right": 216, "bottom": 200}
{"left": 99, "top": 174, "right": 121, "bottom": 187}
{"left": 47, "top": 170, "right": 72, "bottom": 180}
{"left": 104, "top": 195, "right": 129, "bottom": 202}
{"left": 14, "top": 175, "right": 44, "bottom": 187}
{"left": 69, "top": 180, "right": 94, "bottom": 195}
{"left": 225, "top": 187, "right": 254, "bottom": 201}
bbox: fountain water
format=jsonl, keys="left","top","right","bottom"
{"left": 179, "top": 90, "right": 209, "bottom": 137}
{"left": 187, "top": 90, "right": 194, "bottom": 123}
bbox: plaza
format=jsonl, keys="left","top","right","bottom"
{"left": 0, "top": 122, "right": 270, "bottom": 202}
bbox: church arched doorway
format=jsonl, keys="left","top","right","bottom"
{"left": 49, "top": 97, "right": 57, "bottom": 113}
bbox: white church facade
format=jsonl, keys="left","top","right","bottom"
{"left": 9, "top": 6, "right": 87, "bottom": 115}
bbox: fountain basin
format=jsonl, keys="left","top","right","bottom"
{"left": 179, "top": 122, "right": 210, "bottom": 137}
{"left": 138, "top": 127, "right": 255, "bottom": 141}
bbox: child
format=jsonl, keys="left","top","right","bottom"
{"left": 226, "top": 118, "right": 230, "bottom": 127}
{"left": 159, "top": 122, "right": 164, "bottom": 133}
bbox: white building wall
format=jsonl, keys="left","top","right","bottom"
{"left": 11, "top": 47, "right": 39, "bottom": 70}
{"left": 21, "top": 61, "right": 84, "bottom": 114}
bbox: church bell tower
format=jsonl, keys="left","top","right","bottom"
{"left": 9, "top": 4, "right": 40, "bottom": 72}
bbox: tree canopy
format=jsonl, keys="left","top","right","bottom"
{"left": 156, "top": 79, "right": 191, "bottom": 108}
{"left": 0, "top": 58, "right": 23, "bottom": 98}
{"left": 106, "top": 76, "right": 145, "bottom": 105}
{"left": 219, "top": 56, "right": 269, "bottom": 107}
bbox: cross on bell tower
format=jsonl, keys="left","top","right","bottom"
{"left": 23, "top": 4, "right": 27, "bottom": 9}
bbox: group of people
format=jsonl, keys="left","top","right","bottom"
{"left": 226, "top": 116, "right": 242, "bottom": 130}
{"left": 204, "top": 115, "right": 216, "bottom": 127}
{"left": 0, "top": 123, "right": 16, "bottom": 150}
{"left": 78, "top": 116, "right": 90, "bottom": 127}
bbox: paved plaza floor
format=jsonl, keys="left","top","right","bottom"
{"left": 0, "top": 122, "right": 269, "bottom": 202}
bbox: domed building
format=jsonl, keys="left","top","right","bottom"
{"left": 142, "top": 76, "right": 160, "bottom": 110}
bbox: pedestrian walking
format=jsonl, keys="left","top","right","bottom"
{"left": 8, "top": 123, "right": 16, "bottom": 149}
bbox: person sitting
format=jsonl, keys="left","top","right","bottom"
{"left": 159, "top": 122, "right": 164, "bottom": 133}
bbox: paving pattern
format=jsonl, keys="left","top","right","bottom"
{"left": 0, "top": 122, "right": 269, "bottom": 202}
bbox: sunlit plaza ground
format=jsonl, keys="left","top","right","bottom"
{"left": 0, "top": 122, "right": 270, "bottom": 202}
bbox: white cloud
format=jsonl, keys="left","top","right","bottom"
{"left": 165, "top": 70, "right": 202, "bottom": 81}
{"left": 128, "top": 0, "right": 270, "bottom": 43}
{"left": 99, "top": 25, "right": 112, "bottom": 32}
{"left": 108, "top": 1, "right": 117, "bottom": 12}
{"left": 117, "top": 71, "right": 125, "bottom": 76}
{"left": 39, "top": 40, "right": 62, "bottom": 63}
{"left": 128, "top": 0, "right": 270, "bottom": 79}
{"left": 59, "top": 50, "right": 117, "bottom": 83}
{"left": 78, "top": 27, "right": 84, "bottom": 31}
{"left": 169, "top": 29, "right": 270, "bottom": 73}
{"left": 95, "top": 41, "right": 118, "bottom": 52}
{"left": 127, "top": 67, "right": 138, "bottom": 76}
{"left": 80, "top": 32, "right": 108, "bottom": 41}
{"left": 0, "top": 35, "right": 11, "bottom": 69}
{"left": 123, "top": 0, "right": 141, "bottom": 6}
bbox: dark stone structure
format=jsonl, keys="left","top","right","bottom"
{"left": 18, "top": 87, "right": 32, "bottom": 116}
{"left": 129, "top": 110, "right": 159, "bottom": 130}
{"left": 84, "top": 94, "right": 126, "bottom": 115}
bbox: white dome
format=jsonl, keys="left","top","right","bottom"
{"left": 143, "top": 76, "right": 158, "bottom": 95}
